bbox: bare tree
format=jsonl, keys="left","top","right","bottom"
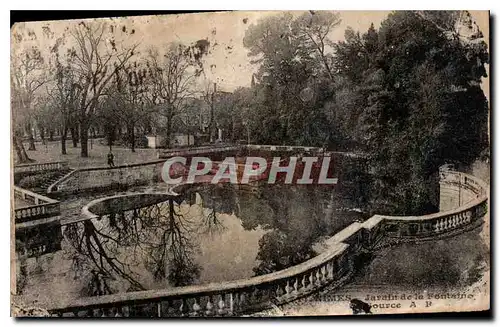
{"left": 45, "top": 55, "right": 80, "bottom": 155}
{"left": 146, "top": 43, "right": 203, "bottom": 148}
{"left": 11, "top": 45, "right": 48, "bottom": 162}
{"left": 201, "top": 80, "right": 218, "bottom": 143}
{"left": 67, "top": 21, "right": 138, "bottom": 157}
{"left": 104, "top": 61, "right": 153, "bottom": 152}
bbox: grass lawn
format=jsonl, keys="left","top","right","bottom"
{"left": 19, "top": 139, "right": 160, "bottom": 169}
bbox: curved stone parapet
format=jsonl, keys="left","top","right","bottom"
{"left": 44, "top": 170, "right": 488, "bottom": 317}
{"left": 373, "top": 171, "right": 488, "bottom": 246}
{"left": 47, "top": 160, "right": 167, "bottom": 195}
{"left": 46, "top": 144, "right": 364, "bottom": 196}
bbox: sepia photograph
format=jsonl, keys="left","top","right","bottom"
{"left": 9, "top": 10, "right": 490, "bottom": 317}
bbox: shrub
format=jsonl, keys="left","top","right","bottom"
{"left": 18, "top": 171, "right": 62, "bottom": 189}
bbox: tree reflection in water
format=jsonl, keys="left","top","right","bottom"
{"left": 63, "top": 196, "right": 225, "bottom": 296}
{"left": 62, "top": 181, "right": 365, "bottom": 297}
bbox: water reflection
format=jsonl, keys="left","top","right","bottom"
{"left": 20, "top": 182, "right": 366, "bottom": 302}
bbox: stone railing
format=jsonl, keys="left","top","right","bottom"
{"left": 158, "top": 145, "right": 241, "bottom": 159}
{"left": 47, "top": 144, "right": 321, "bottom": 195}
{"left": 47, "top": 236, "right": 354, "bottom": 317}
{"left": 245, "top": 144, "right": 324, "bottom": 153}
{"left": 372, "top": 171, "right": 488, "bottom": 246}
{"left": 13, "top": 186, "right": 61, "bottom": 223}
{"left": 45, "top": 170, "right": 488, "bottom": 317}
{"left": 47, "top": 144, "right": 363, "bottom": 196}
{"left": 157, "top": 144, "right": 351, "bottom": 159}
{"left": 47, "top": 160, "right": 167, "bottom": 196}
{"left": 14, "top": 161, "right": 69, "bottom": 175}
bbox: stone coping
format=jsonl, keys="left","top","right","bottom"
{"left": 43, "top": 170, "right": 488, "bottom": 313}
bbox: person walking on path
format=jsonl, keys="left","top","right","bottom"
{"left": 107, "top": 151, "right": 115, "bottom": 167}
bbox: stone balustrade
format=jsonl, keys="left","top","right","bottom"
{"left": 44, "top": 170, "right": 488, "bottom": 317}
{"left": 47, "top": 144, "right": 363, "bottom": 196}
{"left": 158, "top": 144, "right": 334, "bottom": 159}
{"left": 13, "top": 186, "right": 61, "bottom": 223}
{"left": 47, "top": 241, "right": 353, "bottom": 317}
{"left": 14, "top": 161, "right": 69, "bottom": 174}
{"left": 13, "top": 187, "right": 63, "bottom": 259}
{"left": 158, "top": 145, "right": 242, "bottom": 159}
{"left": 245, "top": 144, "right": 324, "bottom": 153}
{"left": 378, "top": 172, "right": 487, "bottom": 242}
{"left": 47, "top": 160, "right": 167, "bottom": 195}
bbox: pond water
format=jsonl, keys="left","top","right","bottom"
{"left": 17, "top": 169, "right": 367, "bottom": 308}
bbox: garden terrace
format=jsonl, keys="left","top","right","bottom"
{"left": 43, "top": 170, "right": 488, "bottom": 317}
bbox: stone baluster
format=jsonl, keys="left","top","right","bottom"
{"left": 179, "top": 299, "right": 188, "bottom": 317}
{"left": 293, "top": 277, "right": 299, "bottom": 295}
{"left": 228, "top": 292, "right": 236, "bottom": 315}
{"left": 109, "top": 307, "right": 120, "bottom": 317}
{"left": 276, "top": 284, "right": 283, "bottom": 298}
{"left": 437, "top": 219, "right": 443, "bottom": 232}
{"left": 465, "top": 211, "right": 470, "bottom": 223}
{"left": 156, "top": 302, "right": 162, "bottom": 317}
{"left": 284, "top": 280, "right": 293, "bottom": 298}
{"left": 309, "top": 271, "right": 315, "bottom": 289}
{"left": 191, "top": 298, "right": 201, "bottom": 316}
{"left": 323, "top": 265, "right": 329, "bottom": 281}
{"left": 327, "top": 261, "right": 334, "bottom": 281}
{"left": 438, "top": 218, "right": 444, "bottom": 231}
{"left": 217, "top": 294, "right": 226, "bottom": 315}
{"left": 301, "top": 274, "right": 308, "bottom": 290}
{"left": 205, "top": 295, "right": 214, "bottom": 316}
{"left": 315, "top": 268, "right": 323, "bottom": 286}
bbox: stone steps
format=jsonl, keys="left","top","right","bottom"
{"left": 33, "top": 169, "right": 74, "bottom": 195}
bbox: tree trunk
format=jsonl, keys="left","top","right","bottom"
{"left": 49, "top": 129, "right": 54, "bottom": 141}
{"left": 209, "top": 83, "right": 216, "bottom": 143}
{"left": 61, "top": 126, "right": 68, "bottom": 155}
{"left": 13, "top": 134, "right": 31, "bottom": 163}
{"left": 70, "top": 125, "right": 79, "bottom": 147}
{"left": 106, "top": 124, "right": 115, "bottom": 149}
{"left": 166, "top": 111, "right": 173, "bottom": 148}
{"left": 80, "top": 120, "right": 89, "bottom": 158}
{"left": 128, "top": 123, "right": 136, "bottom": 152}
{"left": 26, "top": 122, "right": 36, "bottom": 151}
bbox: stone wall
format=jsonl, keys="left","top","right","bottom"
{"left": 49, "top": 160, "right": 166, "bottom": 196}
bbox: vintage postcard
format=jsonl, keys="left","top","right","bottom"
{"left": 10, "top": 10, "right": 490, "bottom": 317}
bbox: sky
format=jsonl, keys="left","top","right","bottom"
{"left": 12, "top": 10, "right": 489, "bottom": 97}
